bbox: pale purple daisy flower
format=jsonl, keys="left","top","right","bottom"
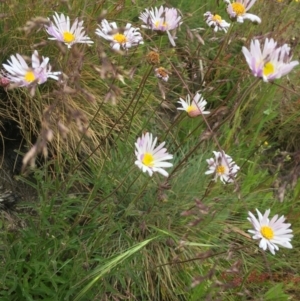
{"left": 248, "top": 209, "right": 293, "bottom": 255}
{"left": 45, "top": 12, "right": 93, "bottom": 48}
{"left": 2, "top": 50, "right": 61, "bottom": 87}
{"left": 177, "top": 92, "right": 210, "bottom": 117}
{"left": 95, "top": 19, "right": 143, "bottom": 51}
{"left": 224, "top": 0, "right": 261, "bottom": 23}
{"left": 135, "top": 132, "right": 173, "bottom": 177}
{"left": 242, "top": 38, "right": 299, "bottom": 81}
{"left": 204, "top": 12, "right": 230, "bottom": 33}
{"left": 139, "top": 5, "right": 182, "bottom": 46}
{"left": 205, "top": 151, "right": 240, "bottom": 183}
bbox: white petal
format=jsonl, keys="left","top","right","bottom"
{"left": 243, "top": 13, "right": 261, "bottom": 24}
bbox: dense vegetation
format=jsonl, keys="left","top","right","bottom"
{"left": 0, "top": 0, "right": 299, "bottom": 300}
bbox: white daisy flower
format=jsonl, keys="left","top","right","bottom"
{"left": 177, "top": 92, "right": 210, "bottom": 117}
{"left": 204, "top": 11, "right": 230, "bottom": 33}
{"left": 2, "top": 50, "right": 61, "bottom": 87}
{"left": 95, "top": 19, "right": 143, "bottom": 51}
{"left": 139, "top": 5, "right": 182, "bottom": 46}
{"left": 135, "top": 132, "right": 173, "bottom": 177}
{"left": 248, "top": 209, "right": 293, "bottom": 255}
{"left": 224, "top": 0, "right": 261, "bottom": 23}
{"left": 154, "top": 67, "right": 169, "bottom": 82}
{"left": 45, "top": 12, "right": 93, "bottom": 48}
{"left": 242, "top": 38, "right": 299, "bottom": 82}
{"left": 205, "top": 151, "right": 240, "bottom": 183}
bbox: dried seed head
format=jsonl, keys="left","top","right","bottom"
{"left": 154, "top": 67, "right": 169, "bottom": 82}
{"left": 146, "top": 51, "right": 160, "bottom": 65}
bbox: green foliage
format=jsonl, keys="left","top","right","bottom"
{"left": 264, "top": 284, "right": 289, "bottom": 301}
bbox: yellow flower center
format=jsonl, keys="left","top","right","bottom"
{"left": 154, "top": 20, "right": 168, "bottom": 29}
{"left": 212, "top": 14, "right": 222, "bottom": 22}
{"left": 63, "top": 31, "right": 75, "bottom": 43}
{"left": 187, "top": 105, "right": 196, "bottom": 113}
{"left": 113, "top": 33, "right": 127, "bottom": 44}
{"left": 260, "top": 226, "right": 274, "bottom": 240}
{"left": 24, "top": 71, "right": 35, "bottom": 83}
{"left": 216, "top": 165, "right": 226, "bottom": 175}
{"left": 142, "top": 153, "right": 154, "bottom": 167}
{"left": 231, "top": 3, "right": 246, "bottom": 16}
{"left": 263, "top": 62, "right": 275, "bottom": 76}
